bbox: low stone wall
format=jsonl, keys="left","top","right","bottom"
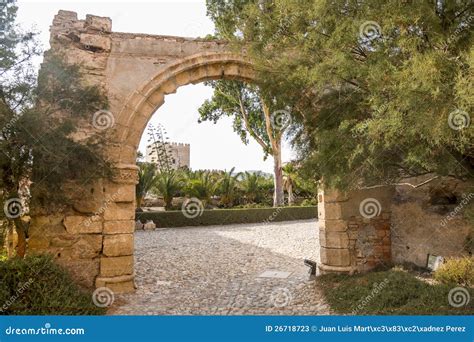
{"left": 391, "top": 176, "right": 473, "bottom": 267}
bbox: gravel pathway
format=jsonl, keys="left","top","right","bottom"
{"left": 109, "top": 219, "right": 331, "bottom": 315}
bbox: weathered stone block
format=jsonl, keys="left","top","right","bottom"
{"left": 320, "top": 247, "right": 351, "bottom": 267}
{"left": 319, "top": 219, "right": 347, "bottom": 232}
{"left": 28, "top": 237, "right": 51, "bottom": 251}
{"left": 57, "top": 258, "right": 100, "bottom": 288}
{"left": 104, "top": 183, "right": 135, "bottom": 203}
{"left": 80, "top": 33, "right": 111, "bottom": 51}
{"left": 319, "top": 231, "right": 349, "bottom": 248}
{"left": 319, "top": 202, "right": 343, "bottom": 220}
{"left": 103, "top": 234, "right": 134, "bottom": 256}
{"left": 85, "top": 14, "right": 112, "bottom": 32}
{"left": 103, "top": 203, "right": 135, "bottom": 221}
{"left": 143, "top": 220, "right": 156, "bottom": 231}
{"left": 318, "top": 189, "right": 349, "bottom": 203}
{"left": 63, "top": 215, "right": 102, "bottom": 234}
{"left": 100, "top": 256, "right": 134, "bottom": 277}
{"left": 95, "top": 274, "right": 135, "bottom": 294}
{"left": 51, "top": 234, "right": 79, "bottom": 247}
{"left": 103, "top": 220, "right": 135, "bottom": 234}
{"left": 55, "top": 235, "right": 103, "bottom": 259}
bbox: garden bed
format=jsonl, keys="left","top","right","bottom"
{"left": 136, "top": 206, "right": 317, "bottom": 228}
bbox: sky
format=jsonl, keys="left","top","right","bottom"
{"left": 15, "top": 0, "right": 293, "bottom": 173}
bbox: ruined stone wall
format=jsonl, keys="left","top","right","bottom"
{"left": 391, "top": 176, "right": 473, "bottom": 267}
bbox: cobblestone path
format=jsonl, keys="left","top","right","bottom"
{"left": 109, "top": 219, "right": 331, "bottom": 315}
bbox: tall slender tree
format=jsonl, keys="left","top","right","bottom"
{"left": 198, "top": 80, "right": 291, "bottom": 206}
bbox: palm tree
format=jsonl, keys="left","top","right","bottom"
{"left": 185, "top": 170, "right": 216, "bottom": 206}
{"left": 136, "top": 162, "right": 157, "bottom": 209}
{"left": 216, "top": 167, "right": 241, "bottom": 207}
{"left": 240, "top": 171, "right": 264, "bottom": 204}
{"left": 152, "top": 170, "right": 184, "bottom": 210}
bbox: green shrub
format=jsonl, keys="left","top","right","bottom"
{"left": 0, "top": 255, "right": 105, "bottom": 315}
{"left": 434, "top": 256, "right": 474, "bottom": 286}
{"left": 320, "top": 269, "right": 474, "bottom": 315}
{"left": 300, "top": 198, "right": 317, "bottom": 206}
{"left": 137, "top": 206, "right": 317, "bottom": 228}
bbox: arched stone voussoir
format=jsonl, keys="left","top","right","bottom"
{"left": 117, "top": 51, "right": 257, "bottom": 149}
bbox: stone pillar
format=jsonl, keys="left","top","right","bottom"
{"left": 95, "top": 164, "right": 138, "bottom": 293}
{"left": 28, "top": 164, "right": 138, "bottom": 294}
{"left": 318, "top": 185, "right": 394, "bottom": 274}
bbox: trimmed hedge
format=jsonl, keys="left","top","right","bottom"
{"left": 136, "top": 206, "right": 317, "bottom": 228}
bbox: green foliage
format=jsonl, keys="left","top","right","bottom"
{"left": 31, "top": 55, "right": 110, "bottom": 205}
{"left": 216, "top": 167, "right": 241, "bottom": 207}
{"left": 136, "top": 162, "right": 158, "bottom": 208}
{"left": 0, "top": 255, "right": 105, "bottom": 315}
{"left": 1, "top": 1, "right": 110, "bottom": 212}
{"left": 207, "top": 0, "right": 474, "bottom": 189}
{"left": 199, "top": 80, "right": 273, "bottom": 157}
{"left": 300, "top": 198, "right": 317, "bottom": 207}
{"left": 184, "top": 170, "right": 217, "bottom": 205}
{"left": 434, "top": 257, "right": 474, "bottom": 287}
{"left": 137, "top": 205, "right": 317, "bottom": 228}
{"left": 152, "top": 170, "right": 185, "bottom": 210}
{"left": 320, "top": 269, "right": 474, "bottom": 315}
{"left": 240, "top": 171, "right": 269, "bottom": 203}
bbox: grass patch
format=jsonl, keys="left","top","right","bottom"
{"left": 137, "top": 206, "right": 317, "bottom": 228}
{"left": 0, "top": 255, "right": 105, "bottom": 315}
{"left": 319, "top": 268, "right": 474, "bottom": 315}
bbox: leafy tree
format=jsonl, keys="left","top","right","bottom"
{"left": 198, "top": 80, "right": 290, "bottom": 206}
{"left": 206, "top": 0, "right": 474, "bottom": 189}
{"left": 1, "top": 0, "right": 109, "bottom": 257}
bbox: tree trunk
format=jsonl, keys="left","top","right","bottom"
{"left": 287, "top": 182, "right": 295, "bottom": 206}
{"left": 14, "top": 218, "right": 26, "bottom": 258}
{"left": 136, "top": 196, "right": 143, "bottom": 209}
{"left": 164, "top": 196, "right": 173, "bottom": 211}
{"left": 273, "top": 142, "right": 284, "bottom": 207}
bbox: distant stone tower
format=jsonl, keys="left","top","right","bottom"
{"left": 146, "top": 142, "right": 190, "bottom": 170}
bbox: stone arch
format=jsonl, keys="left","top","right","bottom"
{"left": 113, "top": 51, "right": 256, "bottom": 165}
